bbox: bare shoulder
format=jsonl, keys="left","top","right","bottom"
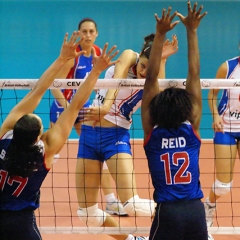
{"left": 119, "top": 49, "right": 138, "bottom": 63}
{"left": 216, "top": 61, "right": 227, "bottom": 79}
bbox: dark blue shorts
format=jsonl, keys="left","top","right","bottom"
{"left": 150, "top": 199, "right": 208, "bottom": 240}
{"left": 0, "top": 210, "right": 41, "bottom": 240}
{"left": 214, "top": 131, "right": 240, "bottom": 145}
{"left": 77, "top": 125, "right": 132, "bottom": 162}
{"left": 50, "top": 99, "right": 91, "bottom": 124}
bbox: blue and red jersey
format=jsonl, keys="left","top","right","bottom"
{"left": 62, "top": 44, "right": 102, "bottom": 102}
{"left": 144, "top": 121, "right": 203, "bottom": 202}
{"left": 0, "top": 130, "right": 49, "bottom": 211}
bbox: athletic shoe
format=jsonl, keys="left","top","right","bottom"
{"left": 204, "top": 200, "right": 216, "bottom": 227}
{"left": 106, "top": 199, "right": 128, "bottom": 216}
{"left": 208, "top": 233, "right": 214, "bottom": 240}
{"left": 134, "top": 237, "right": 149, "bottom": 240}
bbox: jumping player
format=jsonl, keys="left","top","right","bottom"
{"left": 141, "top": 2, "right": 211, "bottom": 240}
{"left": 0, "top": 31, "right": 120, "bottom": 240}
{"left": 75, "top": 33, "right": 178, "bottom": 222}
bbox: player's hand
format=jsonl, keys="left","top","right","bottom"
{"left": 212, "top": 115, "right": 224, "bottom": 133}
{"left": 92, "top": 43, "right": 120, "bottom": 72}
{"left": 59, "top": 31, "right": 86, "bottom": 61}
{"left": 177, "top": 1, "right": 207, "bottom": 31}
{"left": 155, "top": 7, "right": 179, "bottom": 35}
{"left": 161, "top": 35, "right": 178, "bottom": 59}
{"left": 81, "top": 105, "right": 110, "bottom": 127}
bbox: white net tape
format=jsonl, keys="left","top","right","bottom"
{"left": 1, "top": 78, "right": 240, "bottom": 89}
{"left": 39, "top": 226, "right": 240, "bottom": 235}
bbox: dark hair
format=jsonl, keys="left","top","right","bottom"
{"left": 4, "top": 114, "right": 43, "bottom": 178}
{"left": 149, "top": 88, "right": 193, "bottom": 129}
{"left": 140, "top": 33, "right": 155, "bottom": 59}
{"left": 78, "top": 18, "right": 97, "bottom": 31}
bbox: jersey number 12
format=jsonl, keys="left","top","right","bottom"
{"left": 161, "top": 152, "right": 191, "bottom": 185}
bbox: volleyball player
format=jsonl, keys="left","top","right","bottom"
{"left": 141, "top": 2, "right": 210, "bottom": 240}
{"left": 204, "top": 55, "right": 240, "bottom": 227}
{"left": 50, "top": 18, "right": 101, "bottom": 137}
{"left": 50, "top": 18, "right": 126, "bottom": 215}
{"left": 75, "top": 27, "right": 178, "bottom": 228}
{"left": 0, "top": 31, "right": 119, "bottom": 240}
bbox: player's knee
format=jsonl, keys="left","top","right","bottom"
{"left": 212, "top": 179, "right": 233, "bottom": 196}
{"left": 123, "top": 195, "right": 155, "bottom": 217}
{"left": 77, "top": 204, "right": 106, "bottom": 227}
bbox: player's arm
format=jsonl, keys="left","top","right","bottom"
{"left": 208, "top": 62, "right": 227, "bottom": 132}
{"left": 177, "top": 2, "right": 207, "bottom": 133}
{"left": 51, "top": 59, "right": 74, "bottom": 108}
{"left": 43, "top": 44, "right": 119, "bottom": 161}
{"left": 83, "top": 49, "right": 136, "bottom": 124}
{"left": 142, "top": 9, "right": 179, "bottom": 140}
{"left": 102, "top": 49, "right": 137, "bottom": 110}
{"left": 158, "top": 35, "right": 178, "bottom": 80}
{"left": 0, "top": 32, "right": 85, "bottom": 135}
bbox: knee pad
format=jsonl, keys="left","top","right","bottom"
{"left": 77, "top": 204, "right": 106, "bottom": 227}
{"left": 212, "top": 179, "right": 233, "bottom": 196}
{"left": 123, "top": 195, "right": 155, "bottom": 217}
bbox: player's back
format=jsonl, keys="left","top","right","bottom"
{"left": 144, "top": 121, "right": 203, "bottom": 202}
{"left": 0, "top": 130, "right": 49, "bottom": 211}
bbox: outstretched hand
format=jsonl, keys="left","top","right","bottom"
{"left": 162, "top": 35, "right": 178, "bottom": 59}
{"left": 177, "top": 1, "right": 207, "bottom": 31}
{"left": 155, "top": 7, "right": 179, "bottom": 35}
{"left": 92, "top": 43, "right": 119, "bottom": 72}
{"left": 59, "top": 31, "right": 86, "bottom": 61}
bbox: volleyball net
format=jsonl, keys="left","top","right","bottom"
{"left": 1, "top": 78, "right": 240, "bottom": 236}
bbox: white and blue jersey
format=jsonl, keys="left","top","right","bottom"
{"left": 92, "top": 52, "right": 142, "bottom": 129}
{"left": 144, "top": 121, "right": 203, "bottom": 203}
{"left": 0, "top": 130, "right": 49, "bottom": 211}
{"left": 218, "top": 56, "right": 240, "bottom": 132}
{"left": 50, "top": 44, "right": 102, "bottom": 123}
{"left": 78, "top": 52, "right": 140, "bottom": 160}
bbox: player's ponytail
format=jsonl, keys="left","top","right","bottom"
{"left": 140, "top": 33, "right": 155, "bottom": 59}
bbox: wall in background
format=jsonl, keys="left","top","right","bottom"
{"left": 0, "top": 0, "right": 239, "bottom": 139}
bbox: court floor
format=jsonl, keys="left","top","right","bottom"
{"left": 38, "top": 140, "right": 240, "bottom": 240}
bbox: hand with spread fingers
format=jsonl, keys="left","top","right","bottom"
{"left": 162, "top": 35, "right": 178, "bottom": 59}
{"left": 154, "top": 7, "right": 180, "bottom": 35}
{"left": 59, "top": 31, "right": 86, "bottom": 61}
{"left": 177, "top": 1, "right": 207, "bottom": 31}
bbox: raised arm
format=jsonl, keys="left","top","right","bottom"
{"left": 158, "top": 35, "right": 178, "bottom": 79}
{"left": 50, "top": 59, "right": 75, "bottom": 109}
{"left": 101, "top": 50, "right": 136, "bottom": 110}
{"left": 142, "top": 7, "right": 179, "bottom": 138}
{"left": 208, "top": 62, "right": 227, "bottom": 132}
{"left": 0, "top": 32, "right": 85, "bottom": 135}
{"left": 43, "top": 44, "right": 119, "bottom": 161}
{"left": 177, "top": 1, "right": 207, "bottom": 132}
{"left": 82, "top": 49, "right": 136, "bottom": 125}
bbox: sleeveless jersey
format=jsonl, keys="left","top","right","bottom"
{"left": 218, "top": 56, "right": 240, "bottom": 132}
{"left": 62, "top": 44, "right": 102, "bottom": 102}
{"left": 0, "top": 130, "right": 49, "bottom": 211}
{"left": 92, "top": 52, "right": 142, "bottom": 129}
{"left": 144, "top": 121, "right": 203, "bottom": 202}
